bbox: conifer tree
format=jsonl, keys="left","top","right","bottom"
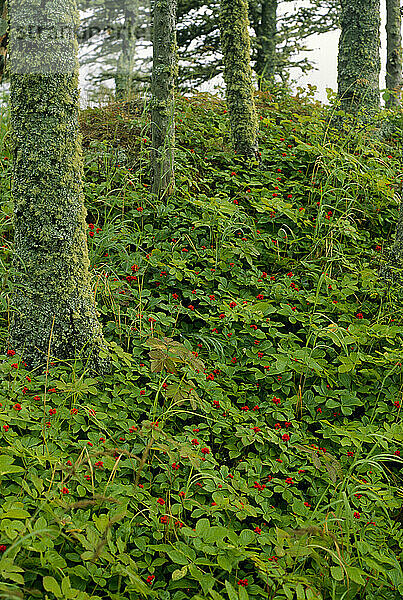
{"left": 254, "top": 0, "right": 277, "bottom": 85}
{"left": 8, "top": 0, "right": 107, "bottom": 369}
{"left": 115, "top": 0, "right": 140, "bottom": 99}
{"left": 220, "top": 0, "right": 259, "bottom": 158}
{"left": 337, "top": 0, "right": 381, "bottom": 115}
{"left": 177, "top": 0, "right": 339, "bottom": 88}
{"left": 385, "top": 0, "right": 402, "bottom": 107}
{"left": 77, "top": 0, "right": 151, "bottom": 96}
{"left": 151, "top": 0, "right": 177, "bottom": 197}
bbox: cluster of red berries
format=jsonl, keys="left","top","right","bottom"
{"left": 88, "top": 223, "right": 102, "bottom": 238}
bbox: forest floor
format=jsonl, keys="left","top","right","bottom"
{"left": 0, "top": 88, "right": 403, "bottom": 600}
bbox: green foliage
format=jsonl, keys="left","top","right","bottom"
{"left": 0, "top": 89, "right": 402, "bottom": 599}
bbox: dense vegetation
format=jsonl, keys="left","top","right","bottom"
{"left": 0, "top": 88, "right": 403, "bottom": 600}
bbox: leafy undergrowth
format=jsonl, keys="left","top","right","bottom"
{"left": 0, "top": 88, "right": 403, "bottom": 600}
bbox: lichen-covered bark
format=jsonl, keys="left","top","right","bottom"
{"left": 337, "top": 0, "right": 380, "bottom": 115}
{"left": 0, "top": 0, "right": 8, "bottom": 81}
{"left": 151, "top": 0, "right": 177, "bottom": 198}
{"left": 386, "top": 0, "right": 402, "bottom": 108}
{"left": 115, "top": 0, "right": 139, "bottom": 100}
{"left": 255, "top": 0, "right": 277, "bottom": 86}
{"left": 220, "top": 0, "right": 259, "bottom": 158}
{"left": 9, "top": 0, "right": 107, "bottom": 370}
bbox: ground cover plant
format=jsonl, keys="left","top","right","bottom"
{"left": 0, "top": 88, "right": 403, "bottom": 600}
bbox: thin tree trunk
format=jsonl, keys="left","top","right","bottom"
{"left": 9, "top": 0, "right": 107, "bottom": 370}
{"left": 255, "top": 0, "right": 277, "bottom": 86}
{"left": 386, "top": 0, "right": 402, "bottom": 108}
{"left": 115, "top": 0, "right": 139, "bottom": 100}
{"left": 220, "top": 0, "right": 259, "bottom": 158}
{"left": 151, "top": 0, "right": 177, "bottom": 198}
{"left": 337, "top": 0, "right": 380, "bottom": 115}
{"left": 0, "top": 0, "right": 7, "bottom": 82}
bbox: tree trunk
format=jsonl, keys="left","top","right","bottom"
{"left": 151, "top": 0, "right": 177, "bottom": 198}
{"left": 255, "top": 0, "right": 277, "bottom": 86}
{"left": 386, "top": 0, "right": 402, "bottom": 108}
{"left": 8, "top": 0, "right": 107, "bottom": 370}
{"left": 220, "top": 0, "right": 259, "bottom": 158}
{"left": 337, "top": 0, "right": 380, "bottom": 115}
{"left": 0, "top": 0, "right": 8, "bottom": 82}
{"left": 115, "top": 0, "right": 139, "bottom": 100}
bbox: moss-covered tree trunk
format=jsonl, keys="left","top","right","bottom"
{"left": 0, "top": 0, "right": 8, "bottom": 81}
{"left": 9, "top": 0, "right": 107, "bottom": 370}
{"left": 151, "top": 0, "right": 177, "bottom": 198}
{"left": 337, "top": 0, "right": 380, "bottom": 115}
{"left": 220, "top": 0, "right": 259, "bottom": 158}
{"left": 115, "top": 0, "right": 139, "bottom": 100}
{"left": 386, "top": 0, "right": 402, "bottom": 108}
{"left": 255, "top": 0, "right": 277, "bottom": 86}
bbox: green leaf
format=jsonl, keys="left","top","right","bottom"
{"left": 225, "top": 581, "right": 238, "bottom": 600}
{"left": 218, "top": 554, "right": 233, "bottom": 572}
{"left": 295, "top": 582, "right": 305, "bottom": 600}
{"left": 166, "top": 549, "right": 189, "bottom": 566}
{"left": 239, "top": 529, "right": 254, "bottom": 546}
{"left": 238, "top": 586, "right": 249, "bottom": 600}
{"left": 0, "top": 456, "right": 24, "bottom": 476}
{"left": 204, "top": 526, "right": 228, "bottom": 544}
{"left": 61, "top": 576, "right": 72, "bottom": 596}
{"left": 1, "top": 509, "right": 30, "bottom": 519}
{"left": 196, "top": 518, "right": 210, "bottom": 538}
{"left": 209, "top": 591, "right": 225, "bottom": 600}
{"left": 172, "top": 566, "right": 188, "bottom": 581}
{"left": 43, "top": 576, "right": 62, "bottom": 597}
{"left": 345, "top": 566, "right": 366, "bottom": 585}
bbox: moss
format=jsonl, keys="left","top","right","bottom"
{"left": 8, "top": 0, "right": 107, "bottom": 371}
{"left": 151, "top": 0, "right": 177, "bottom": 198}
{"left": 337, "top": 0, "right": 381, "bottom": 115}
{"left": 220, "top": 0, "right": 259, "bottom": 158}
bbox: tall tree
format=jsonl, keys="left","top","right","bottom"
{"left": 77, "top": 0, "right": 152, "bottom": 96}
{"left": 176, "top": 0, "right": 340, "bottom": 88}
{"left": 385, "top": 0, "right": 402, "bottom": 107}
{"left": 253, "top": 0, "right": 277, "bottom": 85}
{"left": 337, "top": 0, "right": 381, "bottom": 115}
{"left": 220, "top": 0, "right": 259, "bottom": 159}
{"left": 151, "top": 0, "right": 177, "bottom": 197}
{"left": 115, "top": 0, "right": 140, "bottom": 98}
{"left": 8, "top": 0, "right": 107, "bottom": 369}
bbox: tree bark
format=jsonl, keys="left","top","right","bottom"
{"left": 386, "top": 0, "right": 402, "bottom": 108}
{"left": 0, "top": 0, "right": 8, "bottom": 81}
{"left": 151, "top": 0, "right": 177, "bottom": 198}
{"left": 115, "top": 0, "right": 139, "bottom": 100}
{"left": 255, "top": 0, "right": 277, "bottom": 86}
{"left": 220, "top": 0, "right": 259, "bottom": 158}
{"left": 8, "top": 0, "right": 107, "bottom": 370}
{"left": 337, "top": 0, "right": 380, "bottom": 115}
